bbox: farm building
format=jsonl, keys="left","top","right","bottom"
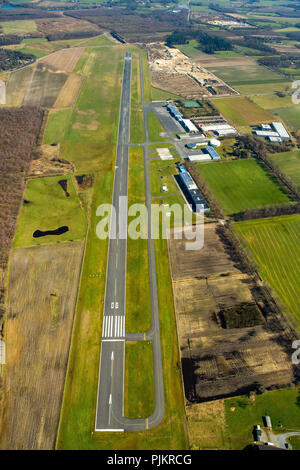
{"left": 254, "top": 425, "right": 262, "bottom": 442}
{"left": 177, "top": 166, "right": 210, "bottom": 213}
{"left": 261, "top": 124, "right": 272, "bottom": 130}
{"left": 204, "top": 146, "right": 221, "bottom": 161}
{"left": 271, "top": 122, "right": 290, "bottom": 140}
{"left": 263, "top": 416, "right": 272, "bottom": 428}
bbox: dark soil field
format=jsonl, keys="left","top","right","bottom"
{"left": 0, "top": 242, "right": 84, "bottom": 450}
{"left": 168, "top": 224, "right": 298, "bottom": 403}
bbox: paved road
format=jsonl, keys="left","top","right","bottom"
{"left": 95, "top": 52, "right": 165, "bottom": 432}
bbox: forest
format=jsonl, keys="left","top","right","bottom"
{"left": 0, "top": 107, "right": 44, "bottom": 338}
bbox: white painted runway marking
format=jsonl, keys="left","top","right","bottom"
{"left": 102, "top": 316, "right": 125, "bottom": 338}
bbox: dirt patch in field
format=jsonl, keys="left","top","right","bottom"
{"left": 36, "top": 16, "right": 101, "bottom": 36}
{"left": 29, "top": 144, "right": 74, "bottom": 177}
{"left": 39, "top": 47, "right": 85, "bottom": 73}
{"left": 72, "top": 109, "right": 99, "bottom": 131}
{"left": 0, "top": 242, "right": 84, "bottom": 449}
{"left": 54, "top": 73, "right": 84, "bottom": 108}
{"left": 168, "top": 223, "right": 296, "bottom": 404}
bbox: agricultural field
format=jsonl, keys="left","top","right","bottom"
{"left": 204, "top": 61, "right": 285, "bottom": 87}
{"left": 151, "top": 86, "right": 183, "bottom": 102}
{"left": 13, "top": 175, "right": 86, "bottom": 248}
{"left": 235, "top": 81, "right": 293, "bottom": 96}
{"left": 0, "top": 242, "right": 84, "bottom": 449}
{"left": 54, "top": 73, "right": 84, "bottom": 109}
{"left": 213, "top": 96, "right": 272, "bottom": 127}
{"left": 0, "top": 19, "right": 37, "bottom": 35}
{"left": 270, "top": 150, "right": 300, "bottom": 188}
{"left": 197, "top": 159, "right": 291, "bottom": 216}
{"left": 168, "top": 223, "right": 295, "bottom": 404}
{"left": 39, "top": 47, "right": 85, "bottom": 73}
{"left": 271, "top": 106, "right": 300, "bottom": 131}
{"left": 235, "top": 215, "right": 300, "bottom": 330}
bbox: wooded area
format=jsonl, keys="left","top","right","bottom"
{"left": 0, "top": 107, "right": 44, "bottom": 339}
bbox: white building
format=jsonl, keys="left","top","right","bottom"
{"left": 200, "top": 123, "right": 236, "bottom": 133}
{"left": 188, "top": 154, "right": 212, "bottom": 162}
{"left": 271, "top": 122, "right": 290, "bottom": 139}
{"left": 255, "top": 130, "right": 280, "bottom": 138}
{"left": 180, "top": 118, "right": 198, "bottom": 133}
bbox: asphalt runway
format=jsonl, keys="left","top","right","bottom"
{"left": 95, "top": 52, "right": 164, "bottom": 432}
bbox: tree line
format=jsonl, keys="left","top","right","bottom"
{"left": 166, "top": 29, "right": 233, "bottom": 54}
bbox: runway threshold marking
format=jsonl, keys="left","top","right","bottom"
{"left": 102, "top": 315, "right": 125, "bottom": 338}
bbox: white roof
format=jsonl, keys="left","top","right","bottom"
{"left": 181, "top": 119, "right": 198, "bottom": 132}
{"left": 201, "top": 123, "right": 235, "bottom": 132}
{"left": 210, "top": 138, "right": 221, "bottom": 147}
{"left": 255, "top": 130, "right": 279, "bottom": 137}
{"left": 215, "top": 129, "right": 237, "bottom": 136}
{"left": 272, "top": 122, "right": 290, "bottom": 139}
{"left": 188, "top": 154, "right": 212, "bottom": 162}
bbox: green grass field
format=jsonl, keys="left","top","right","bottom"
{"left": 206, "top": 63, "right": 285, "bottom": 86}
{"left": 147, "top": 112, "right": 168, "bottom": 142}
{"left": 151, "top": 86, "right": 183, "bottom": 102}
{"left": 271, "top": 106, "right": 300, "bottom": 131}
{"left": 130, "top": 104, "right": 145, "bottom": 144}
{"left": 213, "top": 97, "right": 272, "bottom": 127}
{"left": 235, "top": 81, "right": 293, "bottom": 95}
{"left": 235, "top": 215, "right": 300, "bottom": 329}
{"left": 197, "top": 159, "right": 291, "bottom": 216}
{"left": 0, "top": 20, "right": 37, "bottom": 35}
{"left": 13, "top": 176, "right": 86, "bottom": 248}
{"left": 270, "top": 150, "right": 300, "bottom": 187}
{"left": 225, "top": 388, "right": 300, "bottom": 450}
{"left": 126, "top": 147, "right": 151, "bottom": 333}
{"left": 124, "top": 342, "right": 154, "bottom": 419}
{"left": 149, "top": 160, "right": 180, "bottom": 197}
{"left": 43, "top": 109, "right": 73, "bottom": 145}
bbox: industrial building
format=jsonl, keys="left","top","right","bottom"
{"left": 271, "top": 122, "right": 290, "bottom": 139}
{"left": 215, "top": 128, "right": 237, "bottom": 137}
{"left": 204, "top": 146, "right": 221, "bottom": 160}
{"left": 186, "top": 142, "right": 208, "bottom": 149}
{"left": 177, "top": 166, "right": 210, "bottom": 213}
{"left": 255, "top": 130, "right": 280, "bottom": 138}
{"left": 200, "top": 123, "right": 236, "bottom": 134}
{"left": 255, "top": 122, "right": 290, "bottom": 141}
{"left": 166, "top": 104, "right": 198, "bottom": 133}
{"left": 187, "top": 154, "right": 212, "bottom": 162}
